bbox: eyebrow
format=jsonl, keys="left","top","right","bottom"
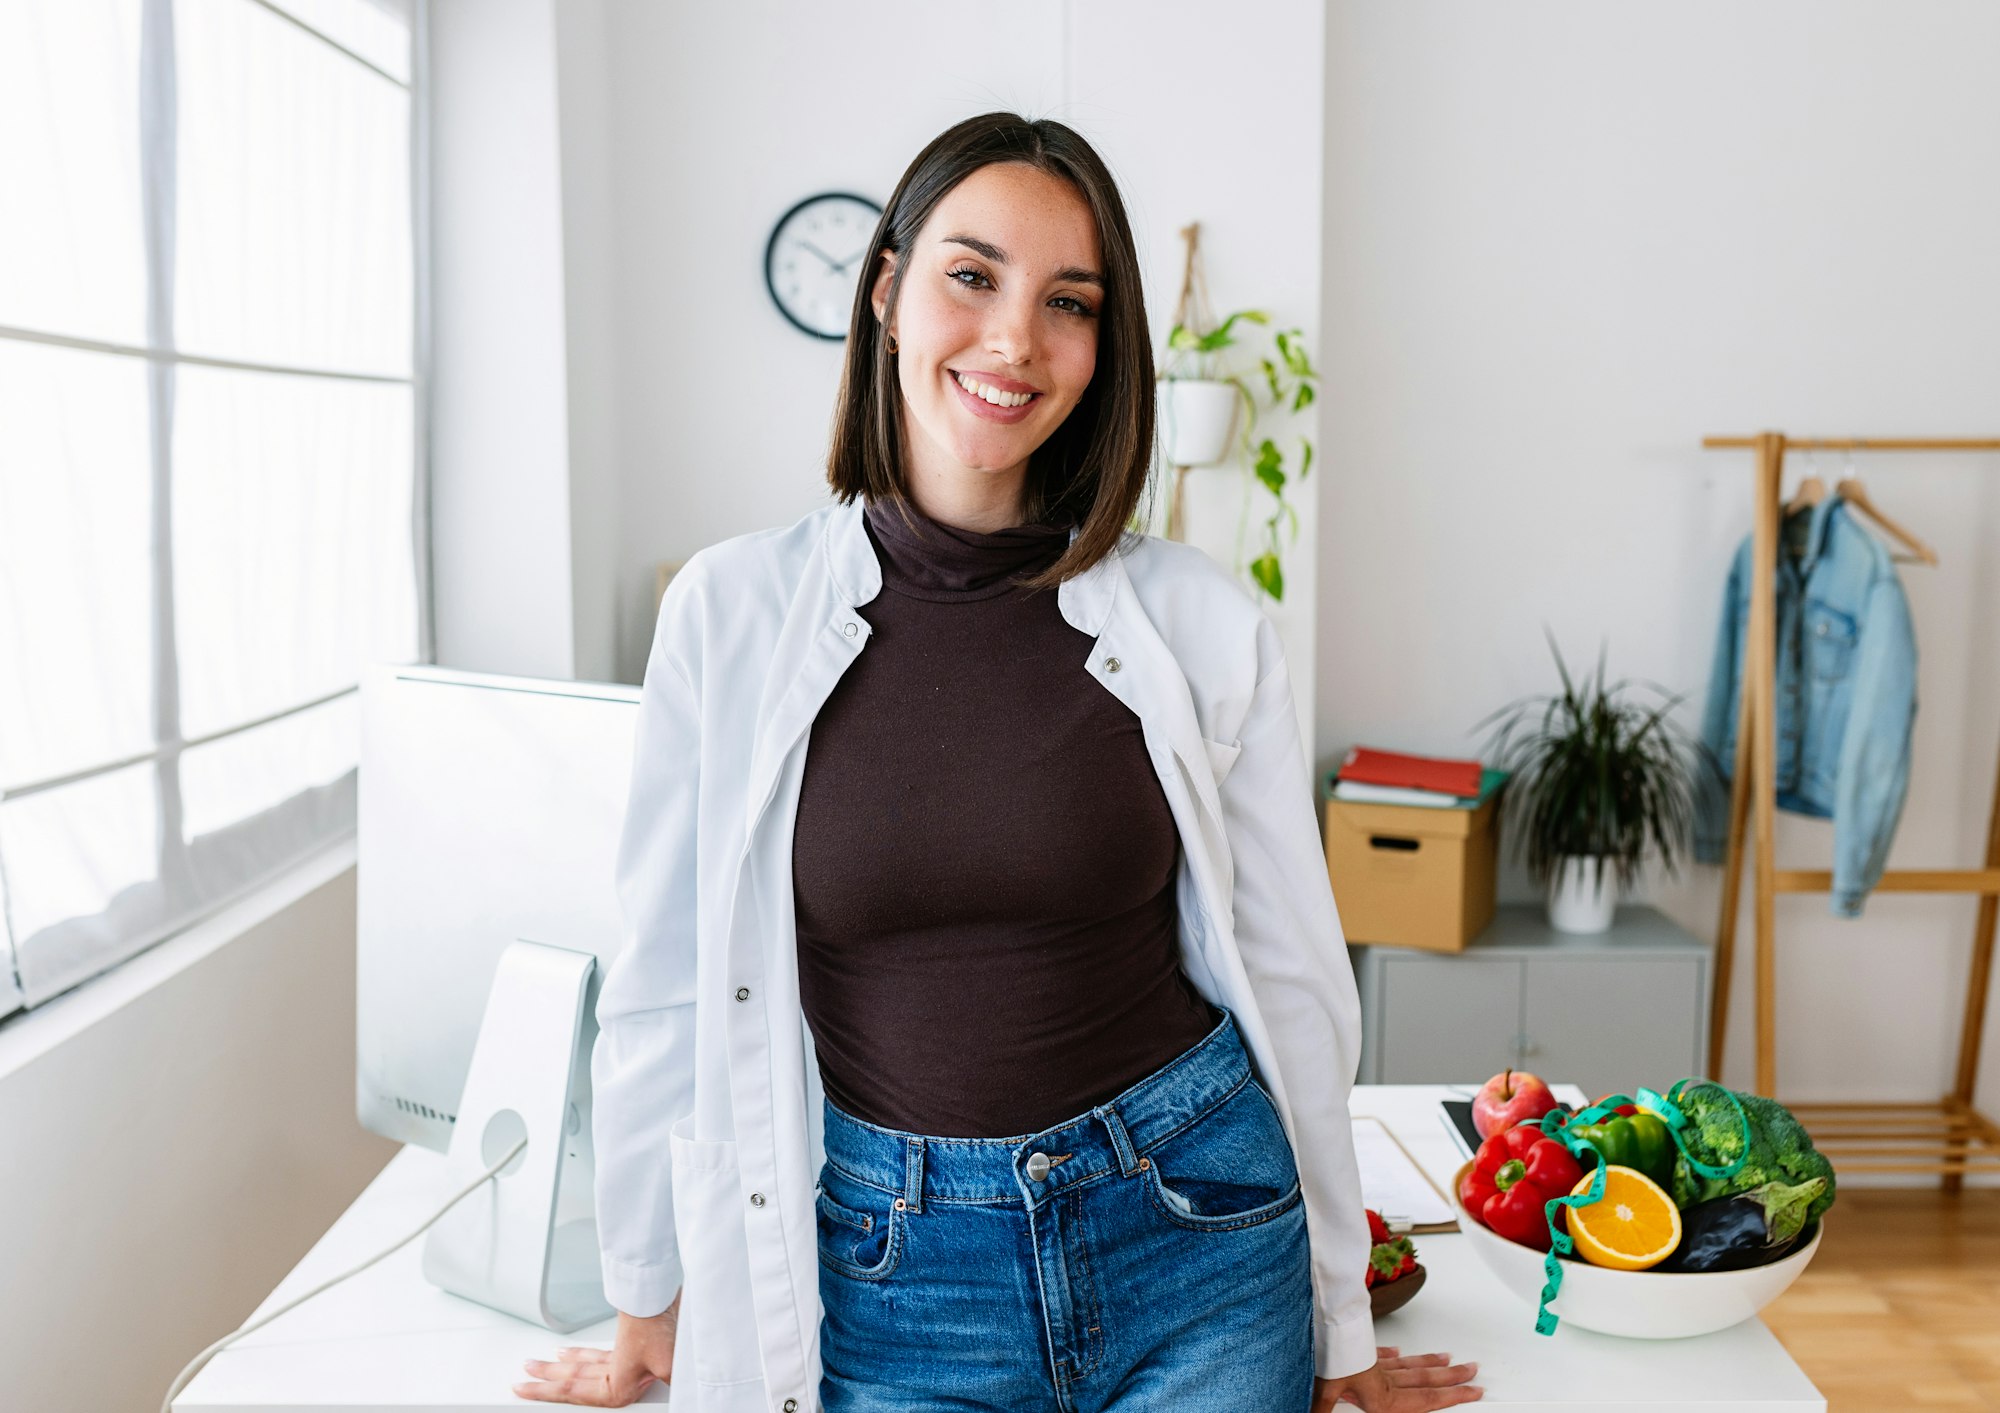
{"left": 940, "top": 234, "right": 1104, "bottom": 289}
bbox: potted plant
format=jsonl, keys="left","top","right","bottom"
{"left": 1159, "top": 311, "right": 1260, "bottom": 468}
{"left": 1154, "top": 223, "right": 1318, "bottom": 602}
{"left": 1160, "top": 313, "right": 1318, "bottom": 602}
{"left": 1471, "top": 630, "right": 1721, "bottom": 933}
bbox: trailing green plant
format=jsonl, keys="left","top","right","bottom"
{"left": 1470, "top": 629, "right": 1725, "bottom": 893}
{"left": 1162, "top": 311, "right": 1318, "bottom": 602}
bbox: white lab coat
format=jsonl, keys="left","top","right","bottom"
{"left": 590, "top": 495, "right": 1376, "bottom": 1412}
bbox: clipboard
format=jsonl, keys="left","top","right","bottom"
{"left": 1351, "top": 1115, "right": 1459, "bottom": 1233}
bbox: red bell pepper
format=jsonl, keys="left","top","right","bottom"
{"left": 1461, "top": 1124, "right": 1586, "bottom": 1251}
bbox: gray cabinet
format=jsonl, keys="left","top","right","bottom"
{"left": 1353, "top": 904, "right": 1710, "bottom": 1098}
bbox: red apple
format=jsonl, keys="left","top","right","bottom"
{"left": 1472, "top": 1068, "right": 1559, "bottom": 1139}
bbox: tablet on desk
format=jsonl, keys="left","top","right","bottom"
{"left": 1440, "top": 1098, "right": 1482, "bottom": 1157}
{"left": 1440, "top": 1093, "right": 1582, "bottom": 1158}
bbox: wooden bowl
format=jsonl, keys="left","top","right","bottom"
{"left": 1369, "top": 1260, "right": 1427, "bottom": 1318}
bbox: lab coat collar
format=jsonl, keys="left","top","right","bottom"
{"left": 823, "top": 492, "right": 1121, "bottom": 637}
{"left": 744, "top": 496, "right": 1215, "bottom": 876}
{"left": 737, "top": 498, "right": 1133, "bottom": 874}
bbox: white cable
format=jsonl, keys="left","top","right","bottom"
{"left": 160, "top": 1135, "right": 530, "bottom": 1413}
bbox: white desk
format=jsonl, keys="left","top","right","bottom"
{"left": 175, "top": 1085, "right": 1825, "bottom": 1412}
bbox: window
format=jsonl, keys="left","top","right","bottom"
{"left": 0, "top": 0, "right": 425, "bottom": 1020}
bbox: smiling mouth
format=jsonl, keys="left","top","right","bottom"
{"left": 949, "top": 368, "right": 1042, "bottom": 409}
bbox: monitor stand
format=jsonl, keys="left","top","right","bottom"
{"left": 422, "top": 938, "right": 612, "bottom": 1332}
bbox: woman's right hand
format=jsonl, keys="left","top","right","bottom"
{"left": 513, "top": 1294, "right": 680, "bottom": 1405}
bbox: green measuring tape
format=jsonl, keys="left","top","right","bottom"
{"left": 1515, "top": 1078, "right": 1750, "bottom": 1335}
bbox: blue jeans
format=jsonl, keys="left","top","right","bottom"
{"left": 814, "top": 1005, "right": 1314, "bottom": 1411}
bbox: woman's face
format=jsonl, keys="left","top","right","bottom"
{"left": 870, "top": 161, "right": 1103, "bottom": 515}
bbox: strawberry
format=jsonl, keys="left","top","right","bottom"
{"left": 1367, "top": 1233, "right": 1416, "bottom": 1284}
{"left": 1362, "top": 1207, "right": 1420, "bottom": 1287}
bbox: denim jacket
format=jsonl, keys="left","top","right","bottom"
{"left": 1692, "top": 495, "right": 1919, "bottom": 916}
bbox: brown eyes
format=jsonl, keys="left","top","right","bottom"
{"left": 945, "top": 265, "right": 1097, "bottom": 318}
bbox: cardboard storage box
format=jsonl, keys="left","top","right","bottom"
{"left": 1321, "top": 785, "right": 1500, "bottom": 953}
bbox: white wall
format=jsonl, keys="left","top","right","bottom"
{"left": 587, "top": 0, "right": 1327, "bottom": 740}
{"left": 0, "top": 846, "right": 395, "bottom": 1413}
{"left": 552, "top": 0, "right": 623, "bottom": 685}
{"left": 1316, "top": 0, "right": 2000, "bottom": 1113}
{"left": 425, "top": 0, "right": 2000, "bottom": 1119}
{"left": 428, "top": 0, "right": 582, "bottom": 681}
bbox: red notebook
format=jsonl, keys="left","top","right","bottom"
{"left": 1336, "top": 746, "right": 1484, "bottom": 798}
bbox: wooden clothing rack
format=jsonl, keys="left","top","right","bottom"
{"left": 1702, "top": 432, "right": 2000, "bottom": 1190}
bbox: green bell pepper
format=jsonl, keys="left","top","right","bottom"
{"left": 1572, "top": 1111, "right": 1675, "bottom": 1187}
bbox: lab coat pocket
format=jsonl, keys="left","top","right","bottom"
{"left": 1202, "top": 736, "right": 1243, "bottom": 787}
{"left": 668, "top": 1116, "right": 765, "bottom": 1389}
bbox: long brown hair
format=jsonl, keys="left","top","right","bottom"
{"left": 825, "top": 112, "right": 1155, "bottom": 590}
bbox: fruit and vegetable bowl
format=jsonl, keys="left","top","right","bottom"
{"left": 1452, "top": 1075, "right": 1835, "bottom": 1339}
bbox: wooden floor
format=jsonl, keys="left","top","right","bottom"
{"left": 1758, "top": 1189, "right": 2000, "bottom": 1410}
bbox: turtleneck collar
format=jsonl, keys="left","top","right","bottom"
{"left": 862, "top": 494, "right": 1072, "bottom": 602}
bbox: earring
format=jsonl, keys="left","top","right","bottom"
{"left": 886, "top": 332, "right": 898, "bottom": 354}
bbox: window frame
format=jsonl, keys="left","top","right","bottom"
{"left": 0, "top": 0, "right": 432, "bottom": 1020}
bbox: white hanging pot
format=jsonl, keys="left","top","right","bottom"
{"left": 1158, "top": 379, "right": 1240, "bottom": 467}
{"left": 1547, "top": 855, "right": 1618, "bottom": 934}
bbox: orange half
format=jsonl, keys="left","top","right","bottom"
{"left": 1563, "top": 1164, "right": 1682, "bottom": 1271}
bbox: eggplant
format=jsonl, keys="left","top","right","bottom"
{"left": 1657, "top": 1177, "right": 1826, "bottom": 1273}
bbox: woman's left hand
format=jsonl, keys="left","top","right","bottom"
{"left": 1313, "top": 1345, "right": 1483, "bottom": 1410}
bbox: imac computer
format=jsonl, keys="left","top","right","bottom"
{"left": 355, "top": 661, "right": 644, "bottom": 1331}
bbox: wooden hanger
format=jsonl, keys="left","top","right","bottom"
{"left": 1833, "top": 443, "right": 1939, "bottom": 566}
{"left": 1783, "top": 447, "right": 1827, "bottom": 516}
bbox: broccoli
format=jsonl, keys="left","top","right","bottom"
{"left": 1668, "top": 1085, "right": 1837, "bottom": 1221}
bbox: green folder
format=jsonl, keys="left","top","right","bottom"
{"left": 1321, "top": 765, "right": 1509, "bottom": 810}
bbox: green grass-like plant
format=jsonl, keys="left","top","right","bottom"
{"left": 1472, "top": 629, "right": 1724, "bottom": 895}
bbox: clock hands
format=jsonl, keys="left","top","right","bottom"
{"left": 796, "top": 238, "right": 869, "bottom": 276}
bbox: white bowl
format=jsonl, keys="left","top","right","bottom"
{"left": 1450, "top": 1158, "right": 1823, "bottom": 1339}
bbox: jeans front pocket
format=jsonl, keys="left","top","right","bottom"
{"left": 1141, "top": 1075, "right": 1304, "bottom": 1232}
{"left": 815, "top": 1164, "right": 907, "bottom": 1280}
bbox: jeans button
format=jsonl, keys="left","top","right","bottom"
{"left": 1026, "top": 1151, "right": 1050, "bottom": 1182}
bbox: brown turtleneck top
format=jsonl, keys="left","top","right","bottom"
{"left": 790, "top": 495, "right": 1221, "bottom": 1138}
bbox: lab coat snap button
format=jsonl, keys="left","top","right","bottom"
{"left": 1026, "top": 1151, "right": 1051, "bottom": 1181}
{"left": 749, "top": 1192, "right": 765, "bottom": 1207}
{"left": 735, "top": 986, "right": 750, "bottom": 1001}
{"left": 843, "top": 621, "right": 859, "bottom": 637}
{"left": 784, "top": 1402, "right": 798, "bottom": 1412}
{"left": 1103, "top": 657, "right": 1121, "bottom": 674}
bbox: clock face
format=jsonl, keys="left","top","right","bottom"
{"left": 764, "top": 192, "right": 884, "bottom": 340}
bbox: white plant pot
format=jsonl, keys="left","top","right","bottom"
{"left": 1158, "top": 379, "right": 1240, "bottom": 467}
{"left": 1547, "top": 855, "right": 1617, "bottom": 933}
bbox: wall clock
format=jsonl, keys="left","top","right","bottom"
{"left": 764, "top": 191, "right": 884, "bottom": 340}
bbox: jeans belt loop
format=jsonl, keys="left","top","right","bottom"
{"left": 902, "top": 1135, "right": 925, "bottom": 1214}
{"left": 1094, "top": 1102, "right": 1143, "bottom": 1178}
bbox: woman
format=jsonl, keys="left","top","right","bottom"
{"left": 517, "top": 112, "right": 1482, "bottom": 1412}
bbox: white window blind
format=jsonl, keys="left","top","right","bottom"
{"left": 0, "top": 0, "right": 425, "bottom": 1019}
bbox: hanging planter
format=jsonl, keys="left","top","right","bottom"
{"left": 1154, "top": 221, "right": 1317, "bottom": 594}
{"left": 1158, "top": 378, "right": 1241, "bottom": 468}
